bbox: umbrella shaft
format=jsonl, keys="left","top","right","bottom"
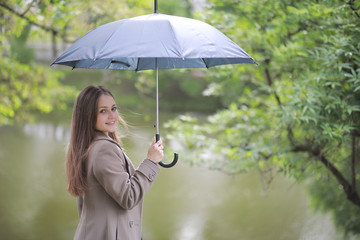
{"left": 156, "top": 59, "right": 159, "bottom": 135}
{"left": 154, "top": 0, "right": 158, "bottom": 13}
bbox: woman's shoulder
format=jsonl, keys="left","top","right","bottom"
{"left": 91, "top": 137, "right": 121, "bottom": 153}
{"left": 89, "top": 133, "right": 122, "bottom": 157}
{"left": 89, "top": 139, "right": 125, "bottom": 170}
{"left": 89, "top": 136, "right": 127, "bottom": 173}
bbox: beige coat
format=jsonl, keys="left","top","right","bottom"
{"left": 74, "top": 132, "right": 160, "bottom": 240}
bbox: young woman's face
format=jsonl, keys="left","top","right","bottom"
{"left": 95, "top": 94, "right": 119, "bottom": 136}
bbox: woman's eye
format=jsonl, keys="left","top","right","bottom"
{"left": 99, "top": 109, "right": 106, "bottom": 113}
{"left": 112, "top": 107, "right": 117, "bottom": 112}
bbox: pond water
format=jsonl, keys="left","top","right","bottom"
{"left": 0, "top": 115, "right": 340, "bottom": 240}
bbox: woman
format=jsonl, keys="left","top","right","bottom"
{"left": 66, "top": 85, "right": 164, "bottom": 240}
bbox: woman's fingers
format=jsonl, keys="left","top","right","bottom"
{"left": 147, "top": 138, "right": 164, "bottom": 163}
{"left": 154, "top": 140, "right": 163, "bottom": 148}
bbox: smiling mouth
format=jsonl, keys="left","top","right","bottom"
{"left": 106, "top": 122, "right": 115, "bottom": 125}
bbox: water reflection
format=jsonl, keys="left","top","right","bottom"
{"left": 23, "top": 123, "right": 70, "bottom": 142}
{"left": 0, "top": 121, "right": 340, "bottom": 240}
{"left": 177, "top": 214, "right": 206, "bottom": 240}
{"left": 0, "top": 123, "right": 74, "bottom": 240}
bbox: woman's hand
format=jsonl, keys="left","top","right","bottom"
{"left": 147, "top": 138, "right": 164, "bottom": 164}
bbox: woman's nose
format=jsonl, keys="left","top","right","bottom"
{"left": 108, "top": 111, "right": 116, "bottom": 119}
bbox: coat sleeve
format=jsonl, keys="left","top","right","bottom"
{"left": 92, "top": 141, "right": 160, "bottom": 210}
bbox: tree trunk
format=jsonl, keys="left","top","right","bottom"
{"left": 51, "top": 31, "right": 57, "bottom": 60}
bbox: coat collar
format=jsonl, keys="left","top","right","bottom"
{"left": 94, "top": 130, "right": 111, "bottom": 140}
{"left": 93, "top": 130, "right": 111, "bottom": 141}
{"left": 93, "top": 130, "right": 122, "bottom": 150}
{"left": 93, "top": 131, "right": 133, "bottom": 174}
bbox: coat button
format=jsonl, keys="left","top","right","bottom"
{"left": 129, "top": 221, "right": 134, "bottom": 228}
{"left": 148, "top": 173, "right": 154, "bottom": 181}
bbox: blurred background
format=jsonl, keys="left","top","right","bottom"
{"left": 1, "top": 0, "right": 360, "bottom": 239}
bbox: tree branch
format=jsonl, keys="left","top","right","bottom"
{"left": 346, "top": 0, "right": 360, "bottom": 19}
{"left": 263, "top": 58, "right": 282, "bottom": 106}
{"left": 351, "top": 133, "right": 357, "bottom": 193}
{"left": 263, "top": 59, "right": 296, "bottom": 145}
{"left": 20, "top": 1, "right": 35, "bottom": 16}
{"left": 293, "top": 144, "right": 360, "bottom": 207}
{"left": 0, "top": 2, "right": 58, "bottom": 35}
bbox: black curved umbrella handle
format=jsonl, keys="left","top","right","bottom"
{"left": 156, "top": 134, "right": 178, "bottom": 168}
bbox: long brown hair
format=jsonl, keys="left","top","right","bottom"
{"left": 66, "top": 85, "right": 127, "bottom": 196}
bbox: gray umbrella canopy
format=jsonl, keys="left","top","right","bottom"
{"left": 51, "top": 13, "right": 256, "bottom": 70}
{"left": 52, "top": 12, "right": 256, "bottom": 168}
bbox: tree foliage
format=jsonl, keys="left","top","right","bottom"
{"left": 0, "top": 0, "right": 78, "bottom": 125}
{"left": 166, "top": 0, "right": 360, "bottom": 237}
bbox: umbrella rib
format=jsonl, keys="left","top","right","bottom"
{"left": 201, "top": 58, "right": 209, "bottom": 68}
{"left": 95, "top": 20, "right": 126, "bottom": 60}
{"left": 135, "top": 58, "right": 140, "bottom": 71}
{"left": 166, "top": 17, "right": 184, "bottom": 58}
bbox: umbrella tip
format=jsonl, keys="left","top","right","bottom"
{"left": 154, "top": 0, "right": 158, "bottom": 13}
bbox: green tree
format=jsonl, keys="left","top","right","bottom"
{"left": 0, "top": 0, "right": 79, "bottom": 125}
{"left": 166, "top": 0, "right": 360, "bottom": 237}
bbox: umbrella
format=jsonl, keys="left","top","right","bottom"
{"left": 51, "top": 1, "right": 257, "bottom": 168}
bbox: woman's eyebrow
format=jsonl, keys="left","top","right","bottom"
{"left": 98, "top": 104, "right": 116, "bottom": 109}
